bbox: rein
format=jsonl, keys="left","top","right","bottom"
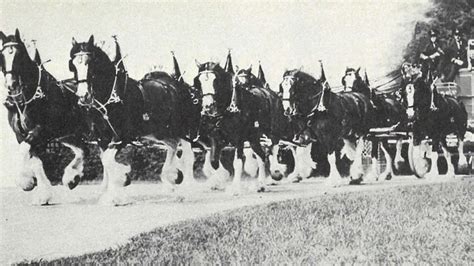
{"left": 66, "top": 56, "right": 129, "bottom": 142}
{"left": 6, "top": 63, "right": 49, "bottom": 134}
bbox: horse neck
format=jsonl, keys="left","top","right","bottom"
{"left": 353, "top": 78, "right": 370, "bottom": 97}
{"left": 91, "top": 59, "right": 117, "bottom": 101}
{"left": 16, "top": 57, "right": 40, "bottom": 98}
{"left": 215, "top": 71, "right": 233, "bottom": 111}
{"left": 296, "top": 81, "right": 323, "bottom": 115}
{"left": 414, "top": 79, "right": 431, "bottom": 109}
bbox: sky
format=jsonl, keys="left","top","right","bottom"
{"left": 0, "top": 0, "right": 431, "bottom": 186}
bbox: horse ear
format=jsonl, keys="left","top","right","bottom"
{"left": 88, "top": 35, "right": 94, "bottom": 47}
{"left": 356, "top": 67, "right": 361, "bottom": 74}
{"left": 34, "top": 49, "right": 42, "bottom": 65}
{"left": 72, "top": 37, "right": 77, "bottom": 46}
{"left": 247, "top": 64, "right": 252, "bottom": 72}
{"left": 235, "top": 65, "right": 239, "bottom": 72}
{"left": 0, "top": 31, "right": 6, "bottom": 45}
{"left": 341, "top": 76, "right": 346, "bottom": 86}
{"left": 195, "top": 59, "right": 202, "bottom": 68}
{"left": 15, "top": 29, "right": 21, "bottom": 42}
{"left": 69, "top": 59, "right": 75, "bottom": 72}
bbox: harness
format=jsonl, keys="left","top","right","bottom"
{"left": 64, "top": 55, "right": 128, "bottom": 143}
{"left": 5, "top": 64, "right": 47, "bottom": 135}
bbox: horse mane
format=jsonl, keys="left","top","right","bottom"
{"left": 143, "top": 71, "right": 173, "bottom": 81}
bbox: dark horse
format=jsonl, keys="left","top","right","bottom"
{"left": 0, "top": 29, "right": 87, "bottom": 204}
{"left": 400, "top": 63, "right": 467, "bottom": 178}
{"left": 69, "top": 36, "right": 198, "bottom": 204}
{"left": 193, "top": 61, "right": 288, "bottom": 194}
{"left": 235, "top": 66, "right": 315, "bottom": 183}
{"left": 282, "top": 68, "right": 373, "bottom": 185}
{"left": 342, "top": 68, "right": 408, "bottom": 181}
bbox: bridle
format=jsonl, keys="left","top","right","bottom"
{"left": 69, "top": 50, "right": 128, "bottom": 142}
{"left": 284, "top": 75, "right": 326, "bottom": 144}
{"left": 2, "top": 42, "right": 48, "bottom": 133}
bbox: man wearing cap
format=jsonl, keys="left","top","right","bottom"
{"left": 444, "top": 28, "right": 468, "bottom": 82}
{"left": 419, "top": 29, "right": 445, "bottom": 80}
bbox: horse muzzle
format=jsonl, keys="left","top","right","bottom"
{"left": 406, "top": 107, "right": 415, "bottom": 121}
{"left": 77, "top": 94, "right": 94, "bottom": 107}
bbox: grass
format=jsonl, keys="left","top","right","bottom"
{"left": 29, "top": 180, "right": 472, "bottom": 265}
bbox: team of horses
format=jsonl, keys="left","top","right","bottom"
{"left": 0, "top": 29, "right": 468, "bottom": 205}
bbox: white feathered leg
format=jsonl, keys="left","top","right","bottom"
{"left": 61, "top": 143, "right": 84, "bottom": 190}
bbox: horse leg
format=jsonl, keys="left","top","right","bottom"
{"left": 366, "top": 139, "right": 379, "bottom": 182}
{"left": 441, "top": 140, "right": 455, "bottom": 178}
{"left": 98, "top": 148, "right": 109, "bottom": 192}
{"left": 379, "top": 140, "right": 393, "bottom": 181}
{"left": 16, "top": 142, "right": 36, "bottom": 192}
{"left": 349, "top": 137, "right": 364, "bottom": 184}
{"left": 425, "top": 140, "right": 439, "bottom": 179}
{"left": 286, "top": 146, "right": 301, "bottom": 183}
{"left": 340, "top": 139, "right": 356, "bottom": 161}
{"left": 177, "top": 139, "right": 198, "bottom": 186}
{"left": 287, "top": 145, "right": 309, "bottom": 183}
{"left": 201, "top": 141, "right": 230, "bottom": 191}
{"left": 16, "top": 142, "right": 53, "bottom": 205}
{"left": 227, "top": 146, "right": 244, "bottom": 196}
{"left": 29, "top": 154, "right": 54, "bottom": 205}
{"left": 160, "top": 140, "right": 180, "bottom": 193}
{"left": 268, "top": 144, "right": 287, "bottom": 184}
{"left": 394, "top": 138, "right": 405, "bottom": 171}
{"left": 249, "top": 141, "right": 268, "bottom": 192}
{"left": 457, "top": 139, "right": 468, "bottom": 171}
{"left": 243, "top": 143, "right": 258, "bottom": 178}
{"left": 300, "top": 143, "right": 315, "bottom": 179}
{"left": 98, "top": 148, "right": 131, "bottom": 205}
{"left": 324, "top": 151, "right": 344, "bottom": 187}
{"left": 61, "top": 143, "right": 84, "bottom": 190}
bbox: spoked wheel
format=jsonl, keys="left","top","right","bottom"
{"left": 408, "top": 138, "right": 431, "bottom": 178}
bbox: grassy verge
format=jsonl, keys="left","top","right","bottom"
{"left": 31, "top": 181, "right": 472, "bottom": 265}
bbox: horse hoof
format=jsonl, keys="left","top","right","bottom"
{"left": 67, "top": 175, "right": 81, "bottom": 190}
{"left": 19, "top": 177, "right": 37, "bottom": 192}
{"left": 349, "top": 177, "right": 363, "bottom": 185}
{"left": 98, "top": 192, "right": 128, "bottom": 206}
{"left": 271, "top": 170, "right": 284, "bottom": 181}
{"left": 32, "top": 187, "right": 53, "bottom": 206}
{"left": 124, "top": 174, "right": 131, "bottom": 187}
{"left": 324, "top": 177, "right": 343, "bottom": 187}
{"left": 175, "top": 170, "right": 184, "bottom": 184}
{"left": 292, "top": 177, "right": 302, "bottom": 183}
{"left": 226, "top": 184, "right": 242, "bottom": 196}
{"left": 383, "top": 172, "right": 392, "bottom": 181}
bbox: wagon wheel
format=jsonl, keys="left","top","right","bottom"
{"left": 407, "top": 138, "right": 430, "bottom": 178}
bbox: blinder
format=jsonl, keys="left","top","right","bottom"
{"left": 68, "top": 59, "right": 75, "bottom": 72}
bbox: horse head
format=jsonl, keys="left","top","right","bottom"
{"left": 0, "top": 29, "right": 40, "bottom": 106}
{"left": 193, "top": 60, "right": 233, "bottom": 116}
{"left": 280, "top": 69, "right": 323, "bottom": 117}
{"left": 69, "top": 35, "right": 116, "bottom": 107}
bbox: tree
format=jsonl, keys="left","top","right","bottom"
{"left": 403, "top": 0, "right": 474, "bottom": 64}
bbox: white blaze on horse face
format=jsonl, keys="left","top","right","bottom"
{"left": 2, "top": 45, "right": 18, "bottom": 87}
{"left": 281, "top": 76, "right": 294, "bottom": 92}
{"left": 72, "top": 53, "right": 91, "bottom": 98}
{"left": 199, "top": 72, "right": 217, "bottom": 109}
{"left": 406, "top": 84, "right": 415, "bottom": 118}
{"left": 344, "top": 71, "right": 356, "bottom": 90}
{"left": 236, "top": 75, "right": 249, "bottom": 86}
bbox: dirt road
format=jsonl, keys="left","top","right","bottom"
{"left": 0, "top": 176, "right": 467, "bottom": 264}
